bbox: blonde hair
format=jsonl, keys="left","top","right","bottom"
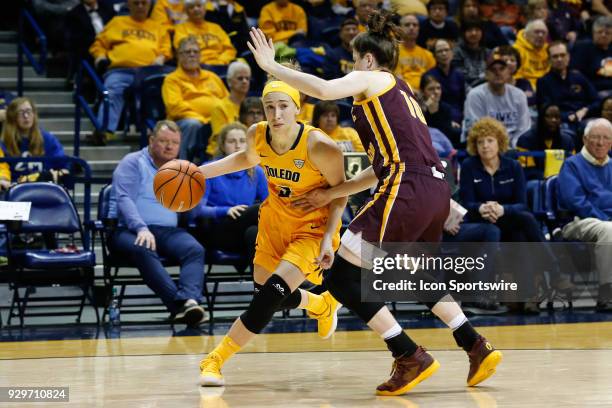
{"left": 1, "top": 97, "right": 44, "bottom": 157}
{"left": 216, "top": 122, "right": 255, "bottom": 179}
{"left": 466, "top": 117, "right": 509, "bottom": 156}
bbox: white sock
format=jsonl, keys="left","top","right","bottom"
{"left": 381, "top": 323, "right": 403, "bottom": 340}
{"left": 448, "top": 313, "right": 468, "bottom": 331}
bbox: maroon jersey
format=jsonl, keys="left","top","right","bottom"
{"left": 348, "top": 73, "right": 450, "bottom": 244}
{"left": 351, "top": 73, "right": 443, "bottom": 179}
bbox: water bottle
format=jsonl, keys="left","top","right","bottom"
{"left": 108, "top": 287, "right": 120, "bottom": 326}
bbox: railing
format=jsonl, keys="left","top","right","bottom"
{"left": 17, "top": 9, "right": 47, "bottom": 96}
{"left": 0, "top": 156, "right": 93, "bottom": 250}
{"left": 74, "top": 60, "right": 110, "bottom": 157}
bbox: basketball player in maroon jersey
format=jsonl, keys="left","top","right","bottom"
{"left": 247, "top": 10, "right": 502, "bottom": 395}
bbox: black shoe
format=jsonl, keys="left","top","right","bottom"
{"left": 89, "top": 129, "right": 110, "bottom": 146}
{"left": 173, "top": 299, "right": 208, "bottom": 326}
{"left": 596, "top": 301, "right": 612, "bottom": 312}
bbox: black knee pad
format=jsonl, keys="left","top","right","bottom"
{"left": 413, "top": 272, "right": 448, "bottom": 309}
{"left": 325, "top": 256, "right": 384, "bottom": 323}
{"left": 253, "top": 281, "right": 301, "bottom": 310}
{"left": 241, "top": 275, "right": 290, "bottom": 333}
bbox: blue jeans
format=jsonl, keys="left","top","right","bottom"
{"left": 98, "top": 68, "right": 137, "bottom": 132}
{"left": 177, "top": 119, "right": 212, "bottom": 163}
{"left": 444, "top": 222, "right": 501, "bottom": 283}
{"left": 110, "top": 226, "right": 205, "bottom": 313}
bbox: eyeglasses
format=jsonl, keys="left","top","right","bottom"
{"left": 180, "top": 49, "right": 200, "bottom": 55}
{"left": 17, "top": 109, "right": 33, "bottom": 117}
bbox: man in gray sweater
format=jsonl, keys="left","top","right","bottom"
{"left": 461, "top": 52, "right": 531, "bottom": 148}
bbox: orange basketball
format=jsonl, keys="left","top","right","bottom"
{"left": 153, "top": 159, "right": 205, "bottom": 212}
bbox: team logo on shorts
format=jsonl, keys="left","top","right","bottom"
{"left": 293, "top": 159, "right": 305, "bottom": 169}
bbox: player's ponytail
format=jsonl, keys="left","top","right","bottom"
{"left": 353, "top": 9, "right": 401, "bottom": 71}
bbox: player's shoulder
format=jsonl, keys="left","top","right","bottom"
{"left": 307, "top": 128, "right": 343, "bottom": 160}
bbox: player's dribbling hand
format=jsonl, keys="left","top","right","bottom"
{"left": 227, "top": 204, "right": 248, "bottom": 219}
{"left": 292, "top": 188, "right": 331, "bottom": 211}
{"left": 316, "top": 235, "right": 335, "bottom": 270}
{"left": 247, "top": 27, "right": 276, "bottom": 73}
{"left": 134, "top": 229, "right": 156, "bottom": 251}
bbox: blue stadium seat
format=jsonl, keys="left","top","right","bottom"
{"left": 4, "top": 183, "right": 98, "bottom": 326}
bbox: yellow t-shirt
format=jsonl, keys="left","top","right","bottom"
{"left": 395, "top": 43, "right": 436, "bottom": 92}
{"left": 259, "top": 1, "right": 307, "bottom": 43}
{"left": 513, "top": 29, "right": 550, "bottom": 90}
{"left": 327, "top": 126, "right": 365, "bottom": 152}
{"left": 173, "top": 21, "right": 237, "bottom": 65}
{"left": 161, "top": 67, "right": 229, "bottom": 124}
{"left": 89, "top": 16, "right": 172, "bottom": 68}
{"left": 206, "top": 96, "right": 240, "bottom": 155}
{"left": 297, "top": 102, "right": 315, "bottom": 124}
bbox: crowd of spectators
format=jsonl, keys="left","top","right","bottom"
{"left": 13, "top": 0, "right": 612, "bottom": 316}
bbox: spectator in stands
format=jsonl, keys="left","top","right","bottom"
{"left": 396, "top": 14, "right": 436, "bottom": 92}
{"left": 570, "top": 16, "right": 611, "bottom": 98}
{"left": 547, "top": 0, "right": 581, "bottom": 43}
{"left": 151, "top": 0, "right": 187, "bottom": 30}
{"left": 517, "top": 103, "right": 575, "bottom": 180}
{"left": 495, "top": 45, "right": 536, "bottom": 107}
{"left": 558, "top": 118, "right": 612, "bottom": 312}
{"left": 417, "top": 0, "right": 460, "bottom": 49}
{"left": 537, "top": 41, "right": 599, "bottom": 127}
{"left": 452, "top": 19, "right": 488, "bottom": 90}
{"left": 420, "top": 74, "right": 461, "bottom": 146}
{"left": 425, "top": 39, "right": 466, "bottom": 123}
{"left": 460, "top": 117, "right": 551, "bottom": 307}
{"left": 89, "top": 0, "right": 172, "bottom": 143}
{"left": 238, "top": 97, "right": 265, "bottom": 128}
{"left": 206, "top": 61, "right": 251, "bottom": 156}
{"left": 325, "top": 17, "right": 360, "bottom": 78}
{"left": 174, "top": 0, "right": 237, "bottom": 66}
{"left": 462, "top": 52, "right": 531, "bottom": 148}
{"left": 32, "top": 0, "right": 79, "bottom": 53}
{"left": 513, "top": 19, "right": 550, "bottom": 90}
{"left": 601, "top": 96, "right": 612, "bottom": 122}
{"left": 109, "top": 120, "right": 207, "bottom": 325}
{"left": 353, "top": 0, "right": 377, "bottom": 31}
{"left": 457, "top": 0, "right": 508, "bottom": 48}
{"left": 259, "top": 0, "right": 307, "bottom": 43}
{"left": 162, "top": 36, "right": 229, "bottom": 163}
{"left": 206, "top": 0, "right": 251, "bottom": 54}
{"left": 65, "top": 0, "right": 115, "bottom": 79}
{"left": 312, "top": 101, "right": 364, "bottom": 152}
{"left": 196, "top": 123, "right": 267, "bottom": 264}
{"left": 525, "top": 0, "right": 549, "bottom": 22}
{"left": 0, "top": 97, "right": 66, "bottom": 185}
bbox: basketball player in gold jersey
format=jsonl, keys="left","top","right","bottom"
{"left": 198, "top": 80, "right": 347, "bottom": 386}
{"left": 247, "top": 10, "right": 502, "bottom": 396}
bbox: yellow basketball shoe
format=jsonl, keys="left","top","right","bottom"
{"left": 199, "top": 352, "right": 225, "bottom": 387}
{"left": 307, "top": 291, "right": 342, "bottom": 339}
{"left": 467, "top": 336, "right": 503, "bottom": 386}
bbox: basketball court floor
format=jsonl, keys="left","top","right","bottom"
{"left": 1, "top": 312, "right": 612, "bottom": 407}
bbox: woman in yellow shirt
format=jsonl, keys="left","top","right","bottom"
{"left": 259, "top": 0, "right": 307, "bottom": 43}
{"left": 312, "top": 101, "right": 364, "bottom": 152}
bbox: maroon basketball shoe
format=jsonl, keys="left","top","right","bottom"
{"left": 376, "top": 346, "right": 440, "bottom": 396}
{"left": 467, "top": 335, "right": 503, "bottom": 386}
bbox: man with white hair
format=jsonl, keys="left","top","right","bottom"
{"left": 513, "top": 19, "right": 550, "bottom": 89}
{"left": 206, "top": 60, "right": 252, "bottom": 156}
{"left": 558, "top": 118, "right": 612, "bottom": 311}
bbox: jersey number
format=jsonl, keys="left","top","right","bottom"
{"left": 400, "top": 90, "right": 427, "bottom": 126}
{"left": 278, "top": 186, "right": 292, "bottom": 198}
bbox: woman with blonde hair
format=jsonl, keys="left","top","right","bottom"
{"left": 0, "top": 97, "right": 66, "bottom": 186}
{"left": 196, "top": 122, "right": 268, "bottom": 263}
